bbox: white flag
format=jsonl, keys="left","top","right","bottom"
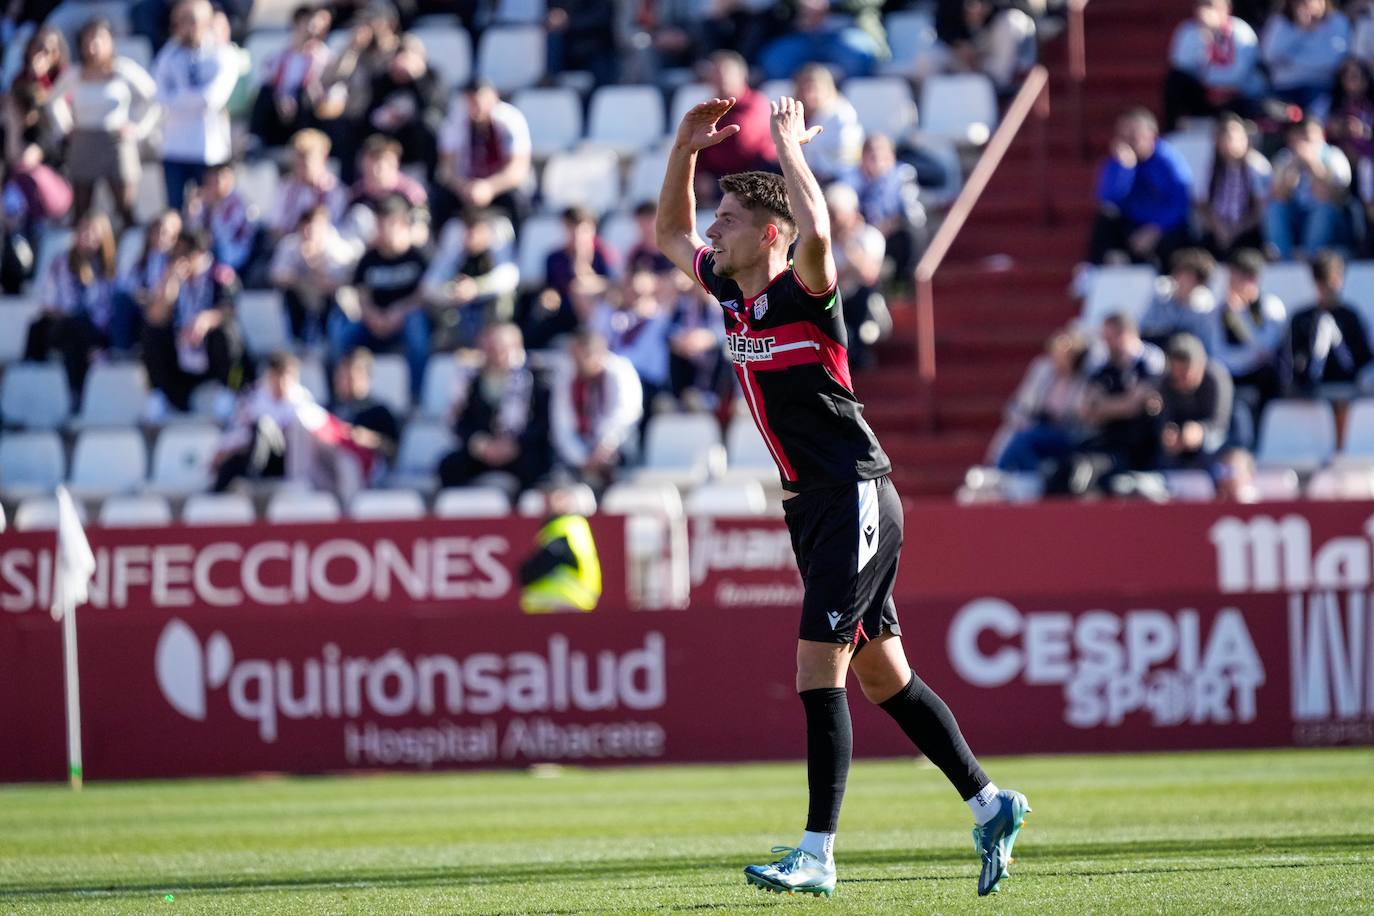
{"left": 51, "top": 487, "right": 95, "bottom": 623}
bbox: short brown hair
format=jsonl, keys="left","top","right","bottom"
{"left": 1169, "top": 247, "right": 1215, "bottom": 284}
{"left": 719, "top": 171, "right": 796, "bottom": 242}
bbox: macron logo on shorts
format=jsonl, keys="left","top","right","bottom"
{"left": 827, "top": 611, "right": 842, "bottom": 630}
{"left": 863, "top": 524, "right": 876, "bottom": 547}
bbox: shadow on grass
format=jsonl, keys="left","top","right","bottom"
{"left": 2, "top": 833, "right": 1369, "bottom": 902}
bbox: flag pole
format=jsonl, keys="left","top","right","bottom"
{"left": 52, "top": 486, "right": 94, "bottom": 791}
{"left": 61, "top": 598, "right": 83, "bottom": 790}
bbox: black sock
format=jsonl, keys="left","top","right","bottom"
{"left": 879, "top": 671, "right": 989, "bottom": 800}
{"left": 799, "top": 687, "right": 852, "bottom": 833}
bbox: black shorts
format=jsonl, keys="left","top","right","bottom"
{"left": 784, "top": 475, "right": 903, "bottom": 646}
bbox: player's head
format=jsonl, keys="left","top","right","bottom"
{"left": 707, "top": 171, "right": 796, "bottom": 278}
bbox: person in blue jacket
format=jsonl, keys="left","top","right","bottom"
{"left": 1088, "top": 107, "right": 1195, "bottom": 268}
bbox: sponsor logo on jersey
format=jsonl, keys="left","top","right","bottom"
{"left": 752, "top": 293, "right": 769, "bottom": 320}
{"left": 727, "top": 334, "right": 776, "bottom": 365}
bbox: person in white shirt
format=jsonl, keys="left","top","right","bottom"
{"left": 211, "top": 351, "right": 312, "bottom": 491}
{"left": 48, "top": 17, "right": 158, "bottom": 228}
{"left": 269, "top": 203, "right": 361, "bottom": 344}
{"left": 151, "top": 0, "right": 241, "bottom": 209}
{"left": 793, "top": 63, "right": 865, "bottom": 184}
{"left": 269, "top": 127, "right": 347, "bottom": 240}
{"left": 549, "top": 329, "right": 644, "bottom": 489}
{"left": 435, "top": 79, "right": 532, "bottom": 228}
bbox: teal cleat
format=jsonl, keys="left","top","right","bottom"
{"left": 972, "top": 790, "right": 1031, "bottom": 896}
{"left": 743, "top": 846, "right": 836, "bottom": 897}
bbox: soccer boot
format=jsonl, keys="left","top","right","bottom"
{"left": 743, "top": 846, "right": 836, "bottom": 897}
{"left": 972, "top": 789, "right": 1031, "bottom": 896}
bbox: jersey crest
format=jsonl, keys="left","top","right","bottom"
{"left": 752, "top": 293, "right": 769, "bottom": 321}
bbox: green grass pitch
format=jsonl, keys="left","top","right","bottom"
{"left": 2, "top": 748, "right": 1371, "bottom": 914}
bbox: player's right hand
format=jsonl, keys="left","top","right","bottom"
{"left": 675, "top": 98, "right": 742, "bottom": 152}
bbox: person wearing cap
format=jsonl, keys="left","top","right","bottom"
{"left": 1158, "top": 332, "right": 1234, "bottom": 470}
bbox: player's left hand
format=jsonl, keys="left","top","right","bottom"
{"left": 770, "top": 97, "right": 822, "bottom": 148}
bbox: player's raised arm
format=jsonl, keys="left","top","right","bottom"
{"left": 770, "top": 97, "right": 835, "bottom": 295}
{"left": 656, "top": 98, "right": 741, "bottom": 278}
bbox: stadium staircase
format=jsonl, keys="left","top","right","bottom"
{"left": 855, "top": 0, "right": 1194, "bottom": 499}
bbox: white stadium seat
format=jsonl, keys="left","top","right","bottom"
{"left": 33, "top": 227, "right": 72, "bottom": 288}
{"left": 632, "top": 413, "right": 725, "bottom": 488}
{"left": 74, "top": 362, "right": 148, "bottom": 428}
{"left": 759, "top": 79, "right": 794, "bottom": 101}
{"left": 586, "top": 85, "right": 666, "bottom": 155}
{"left": 1336, "top": 398, "right": 1374, "bottom": 465}
{"left": 148, "top": 424, "right": 221, "bottom": 496}
{"left": 1080, "top": 264, "right": 1158, "bottom": 328}
{"left": 626, "top": 145, "right": 672, "bottom": 205}
{"left": 1345, "top": 261, "right": 1374, "bottom": 328}
{"left": 349, "top": 489, "right": 427, "bottom": 520}
{"left": 1252, "top": 467, "right": 1301, "bottom": 501}
{"left": 516, "top": 214, "right": 568, "bottom": 288}
{"left": 685, "top": 479, "right": 769, "bottom": 516}
{"left": 434, "top": 486, "right": 511, "bottom": 518}
{"left": 0, "top": 301, "right": 41, "bottom": 365}
{"left": 1255, "top": 399, "right": 1337, "bottom": 471}
{"left": 1163, "top": 469, "right": 1216, "bottom": 502}
{"left": 1165, "top": 131, "right": 1214, "bottom": 202}
{"left": 541, "top": 147, "right": 622, "bottom": 215}
{"left": 299, "top": 354, "right": 330, "bottom": 404}
{"left": 843, "top": 76, "right": 918, "bottom": 140}
{"left": 1307, "top": 465, "right": 1374, "bottom": 500}
{"left": 476, "top": 25, "right": 545, "bottom": 92}
{"left": 68, "top": 429, "right": 147, "bottom": 497}
{"left": 722, "top": 414, "right": 778, "bottom": 483}
{"left": 265, "top": 489, "right": 341, "bottom": 523}
{"left": 244, "top": 29, "right": 291, "bottom": 87}
{"left": 918, "top": 73, "right": 998, "bottom": 145}
{"left": 99, "top": 494, "right": 173, "bottom": 528}
{"left": 413, "top": 25, "right": 473, "bottom": 89}
{"left": 13, "top": 496, "right": 86, "bottom": 531}
{"left": 0, "top": 430, "right": 65, "bottom": 498}
{"left": 135, "top": 162, "right": 168, "bottom": 224}
{"left": 420, "top": 353, "right": 462, "bottom": 419}
{"left": 115, "top": 34, "right": 152, "bottom": 69}
{"left": 513, "top": 87, "right": 584, "bottom": 158}
{"left": 182, "top": 492, "right": 256, "bottom": 525}
{"left": 516, "top": 482, "right": 597, "bottom": 517}
{"left": 599, "top": 211, "right": 640, "bottom": 264}
{"left": 237, "top": 290, "right": 291, "bottom": 358}
{"left": 1259, "top": 261, "right": 1317, "bottom": 311}
{"left": 599, "top": 481, "right": 683, "bottom": 517}
{"left": 1, "top": 363, "right": 72, "bottom": 429}
{"left": 883, "top": 10, "right": 940, "bottom": 76}
{"left": 669, "top": 82, "right": 713, "bottom": 130}
{"left": 369, "top": 353, "right": 412, "bottom": 415}
{"left": 234, "top": 160, "right": 279, "bottom": 220}
{"left": 494, "top": 0, "right": 546, "bottom": 23}
{"left": 389, "top": 421, "right": 456, "bottom": 491}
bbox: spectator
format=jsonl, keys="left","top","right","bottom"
{"left": 140, "top": 228, "right": 245, "bottom": 414}
{"left": 545, "top": 0, "right": 620, "bottom": 88}
{"left": 289, "top": 349, "right": 400, "bottom": 500}
{"left": 421, "top": 209, "right": 518, "bottom": 349}
{"left": 1, "top": 63, "right": 73, "bottom": 295}
{"left": 585, "top": 267, "right": 675, "bottom": 414}
{"left": 316, "top": 0, "right": 401, "bottom": 182}
{"left": 5, "top": 27, "right": 67, "bottom": 164}
{"left": 841, "top": 133, "right": 925, "bottom": 281}
{"left": 616, "top": 0, "right": 707, "bottom": 84}
{"left": 1214, "top": 446, "right": 1260, "bottom": 502}
{"left": 993, "top": 328, "right": 1090, "bottom": 473}
{"left": 695, "top": 51, "right": 777, "bottom": 195}
{"left": 183, "top": 160, "right": 263, "bottom": 277}
{"left": 793, "top": 63, "right": 864, "bottom": 184}
{"left": 1089, "top": 108, "right": 1194, "bottom": 267}
{"left": 114, "top": 209, "right": 183, "bottom": 353}
{"left": 758, "top": 0, "right": 881, "bottom": 82}
{"left": 269, "top": 203, "right": 360, "bottom": 344}
{"left": 1265, "top": 118, "right": 1352, "bottom": 260}
{"left": 1140, "top": 247, "right": 1218, "bottom": 350}
{"left": 1326, "top": 57, "right": 1374, "bottom": 248}
{"left": 935, "top": 0, "right": 1037, "bottom": 93}
{"left": 434, "top": 80, "right": 532, "bottom": 229}
{"left": 269, "top": 127, "right": 348, "bottom": 241}
{"left": 1213, "top": 248, "right": 1287, "bottom": 398}
{"left": 550, "top": 329, "right": 644, "bottom": 488}
{"left": 363, "top": 33, "right": 443, "bottom": 179}
{"left": 22, "top": 211, "right": 118, "bottom": 400}
{"left": 826, "top": 182, "right": 890, "bottom": 370}
{"left": 1157, "top": 332, "right": 1234, "bottom": 470}
{"left": 152, "top": 0, "right": 241, "bottom": 210}
{"left": 438, "top": 322, "right": 553, "bottom": 490}
{"left": 624, "top": 201, "right": 675, "bottom": 275}
{"left": 1279, "top": 250, "right": 1373, "bottom": 395}
{"left": 1198, "top": 113, "right": 1272, "bottom": 258}
{"left": 331, "top": 194, "right": 429, "bottom": 397}
{"left": 667, "top": 272, "right": 731, "bottom": 411}
{"left": 47, "top": 18, "right": 158, "bottom": 229}
{"left": 1261, "top": 0, "right": 1351, "bottom": 119}
{"left": 1163, "top": 0, "right": 1266, "bottom": 130}
{"left": 525, "top": 205, "right": 615, "bottom": 348}
{"left": 211, "top": 351, "right": 311, "bottom": 491}
{"left": 342, "top": 133, "right": 427, "bottom": 243}
{"left": 1076, "top": 312, "right": 1168, "bottom": 475}
{"left": 1358, "top": 5, "right": 1374, "bottom": 66}
{"left": 249, "top": 3, "right": 332, "bottom": 149}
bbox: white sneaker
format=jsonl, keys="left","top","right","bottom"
{"left": 743, "top": 846, "right": 836, "bottom": 897}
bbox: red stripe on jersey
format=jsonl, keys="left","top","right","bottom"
{"left": 692, "top": 245, "right": 711, "bottom": 295}
{"left": 728, "top": 320, "right": 854, "bottom": 391}
{"left": 735, "top": 364, "right": 797, "bottom": 481}
{"left": 816, "top": 331, "right": 852, "bottom": 391}
{"left": 793, "top": 267, "right": 838, "bottom": 298}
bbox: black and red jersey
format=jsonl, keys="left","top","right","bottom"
{"left": 693, "top": 245, "right": 892, "bottom": 493}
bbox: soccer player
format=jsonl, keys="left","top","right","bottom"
{"left": 656, "top": 97, "right": 1030, "bottom": 897}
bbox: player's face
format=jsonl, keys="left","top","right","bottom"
{"left": 705, "top": 194, "right": 768, "bottom": 278}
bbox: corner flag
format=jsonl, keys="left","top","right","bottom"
{"left": 51, "top": 486, "right": 95, "bottom": 789}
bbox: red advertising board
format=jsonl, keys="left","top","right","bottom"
{"left": 2, "top": 501, "right": 1372, "bottom": 782}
